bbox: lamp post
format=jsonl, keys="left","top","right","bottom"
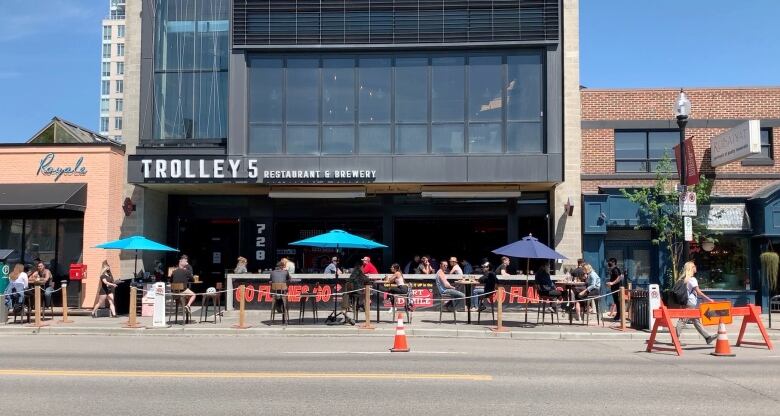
{"left": 674, "top": 89, "right": 691, "bottom": 263}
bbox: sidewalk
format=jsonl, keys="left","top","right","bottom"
{"left": 2, "top": 308, "right": 778, "bottom": 343}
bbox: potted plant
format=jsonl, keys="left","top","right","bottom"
{"left": 760, "top": 250, "right": 779, "bottom": 295}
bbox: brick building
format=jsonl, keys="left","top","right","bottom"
{"left": 580, "top": 87, "right": 780, "bottom": 308}
{"left": 0, "top": 118, "right": 125, "bottom": 308}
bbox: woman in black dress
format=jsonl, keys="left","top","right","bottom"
{"left": 92, "top": 260, "right": 118, "bottom": 317}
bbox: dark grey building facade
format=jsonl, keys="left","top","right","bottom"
{"left": 127, "top": 0, "right": 576, "bottom": 282}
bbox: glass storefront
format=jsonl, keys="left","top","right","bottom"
{"left": 0, "top": 216, "right": 83, "bottom": 279}
{"left": 247, "top": 50, "right": 545, "bottom": 155}
{"left": 691, "top": 236, "right": 750, "bottom": 290}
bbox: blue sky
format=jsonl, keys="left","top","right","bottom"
{"left": 0, "top": 0, "right": 779, "bottom": 143}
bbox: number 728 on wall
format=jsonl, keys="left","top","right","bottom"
{"left": 256, "top": 224, "right": 266, "bottom": 261}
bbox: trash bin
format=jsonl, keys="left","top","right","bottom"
{"left": 630, "top": 289, "right": 649, "bottom": 330}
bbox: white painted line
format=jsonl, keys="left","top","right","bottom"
{"left": 282, "top": 351, "right": 466, "bottom": 355}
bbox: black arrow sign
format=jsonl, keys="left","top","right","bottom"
{"left": 704, "top": 308, "right": 730, "bottom": 319}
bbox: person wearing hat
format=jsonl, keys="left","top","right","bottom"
{"left": 448, "top": 257, "right": 463, "bottom": 275}
{"left": 361, "top": 256, "right": 378, "bottom": 274}
{"left": 324, "top": 256, "right": 341, "bottom": 276}
{"left": 471, "top": 261, "right": 498, "bottom": 311}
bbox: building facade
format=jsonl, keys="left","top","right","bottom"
{"left": 121, "top": 0, "right": 582, "bottom": 286}
{"left": 581, "top": 87, "right": 780, "bottom": 308}
{"left": 0, "top": 118, "right": 126, "bottom": 308}
{"left": 99, "top": 0, "right": 126, "bottom": 142}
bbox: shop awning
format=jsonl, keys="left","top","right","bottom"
{"left": 0, "top": 183, "right": 87, "bottom": 211}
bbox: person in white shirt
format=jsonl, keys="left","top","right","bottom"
{"left": 9, "top": 264, "right": 29, "bottom": 289}
{"left": 675, "top": 261, "right": 716, "bottom": 344}
{"left": 448, "top": 257, "right": 463, "bottom": 275}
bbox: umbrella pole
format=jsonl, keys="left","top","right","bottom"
{"left": 525, "top": 258, "right": 530, "bottom": 324}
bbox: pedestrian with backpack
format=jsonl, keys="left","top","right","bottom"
{"left": 674, "top": 261, "right": 717, "bottom": 344}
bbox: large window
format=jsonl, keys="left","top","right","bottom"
{"left": 615, "top": 130, "right": 679, "bottom": 173}
{"left": 101, "top": 80, "right": 110, "bottom": 95}
{"left": 100, "top": 98, "right": 109, "bottom": 113}
{"left": 747, "top": 128, "right": 774, "bottom": 160}
{"left": 100, "top": 117, "right": 109, "bottom": 132}
{"left": 117, "top": 25, "right": 125, "bottom": 38}
{"left": 116, "top": 43, "right": 124, "bottom": 57}
{"left": 247, "top": 50, "right": 545, "bottom": 155}
{"left": 102, "top": 25, "right": 112, "bottom": 41}
{"left": 102, "top": 44, "right": 111, "bottom": 59}
{"left": 153, "top": 0, "right": 229, "bottom": 141}
{"left": 102, "top": 62, "right": 111, "bottom": 77}
{"left": 0, "top": 218, "right": 83, "bottom": 278}
{"left": 116, "top": 62, "right": 124, "bottom": 75}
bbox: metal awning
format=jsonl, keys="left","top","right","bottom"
{"left": 0, "top": 183, "right": 87, "bottom": 211}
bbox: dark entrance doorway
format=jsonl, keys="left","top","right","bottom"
{"left": 394, "top": 217, "right": 507, "bottom": 271}
{"left": 274, "top": 219, "right": 383, "bottom": 273}
{"left": 177, "top": 218, "right": 240, "bottom": 288}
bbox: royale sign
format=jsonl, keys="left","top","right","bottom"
{"left": 37, "top": 153, "right": 87, "bottom": 181}
{"left": 710, "top": 120, "right": 761, "bottom": 167}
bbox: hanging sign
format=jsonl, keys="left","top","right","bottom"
{"left": 673, "top": 138, "right": 699, "bottom": 186}
{"left": 711, "top": 120, "right": 761, "bottom": 167}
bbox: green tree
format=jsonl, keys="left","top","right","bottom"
{"left": 621, "top": 156, "right": 713, "bottom": 284}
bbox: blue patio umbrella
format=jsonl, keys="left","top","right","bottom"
{"left": 290, "top": 229, "right": 387, "bottom": 250}
{"left": 95, "top": 236, "right": 178, "bottom": 276}
{"left": 493, "top": 234, "right": 567, "bottom": 323}
{"left": 290, "top": 229, "right": 386, "bottom": 323}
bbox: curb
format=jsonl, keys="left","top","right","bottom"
{"left": 1, "top": 325, "right": 777, "bottom": 342}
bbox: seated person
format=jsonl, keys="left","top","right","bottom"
{"left": 536, "top": 264, "right": 562, "bottom": 312}
{"left": 170, "top": 258, "right": 196, "bottom": 313}
{"left": 435, "top": 261, "right": 466, "bottom": 312}
{"left": 471, "top": 261, "right": 498, "bottom": 311}
{"left": 270, "top": 261, "right": 292, "bottom": 313}
{"left": 342, "top": 261, "right": 369, "bottom": 313}
{"left": 384, "top": 263, "right": 410, "bottom": 312}
{"left": 574, "top": 263, "right": 601, "bottom": 320}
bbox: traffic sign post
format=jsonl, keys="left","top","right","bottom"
{"left": 679, "top": 191, "right": 697, "bottom": 216}
{"left": 700, "top": 301, "right": 732, "bottom": 326}
{"left": 684, "top": 217, "right": 693, "bottom": 242}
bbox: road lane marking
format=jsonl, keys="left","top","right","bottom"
{"left": 282, "top": 351, "right": 467, "bottom": 355}
{"left": 0, "top": 369, "right": 491, "bottom": 381}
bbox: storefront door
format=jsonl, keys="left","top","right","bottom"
{"left": 605, "top": 241, "right": 652, "bottom": 288}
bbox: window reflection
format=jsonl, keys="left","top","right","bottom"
{"left": 247, "top": 51, "right": 545, "bottom": 155}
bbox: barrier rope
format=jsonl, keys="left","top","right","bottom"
{"left": 365, "top": 286, "right": 621, "bottom": 305}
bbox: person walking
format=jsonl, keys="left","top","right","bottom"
{"left": 675, "top": 261, "right": 717, "bottom": 345}
{"left": 606, "top": 258, "right": 625, "bottom": 321}
{"left": 92, "top": 260, "right": 118, "bottom": 318}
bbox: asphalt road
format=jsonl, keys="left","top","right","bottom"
{"left": 0, "top": 335, "right": 777, "bottom": 415}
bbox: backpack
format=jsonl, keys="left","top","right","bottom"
{"left": 672, "top": 279, "right": 689, "bottom": 305}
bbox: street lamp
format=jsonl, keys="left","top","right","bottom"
{"left": 674, "top": 89, "right": 691, "bottom": 262}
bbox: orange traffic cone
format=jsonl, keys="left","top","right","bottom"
{"left": 390, "top": 312, "right": 410, "bottom": 352}
{"left": 711, "top": 322, "right": 735, "bottom": 357}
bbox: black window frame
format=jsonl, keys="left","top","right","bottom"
{"left": 246, "top": 49, "right": 546, "bottom": 156}
{"left": 743, "top": 128, "right": 774, "bottom": 166}
{"left": 614, "top": 129, "right": 679, "bottom": 173}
